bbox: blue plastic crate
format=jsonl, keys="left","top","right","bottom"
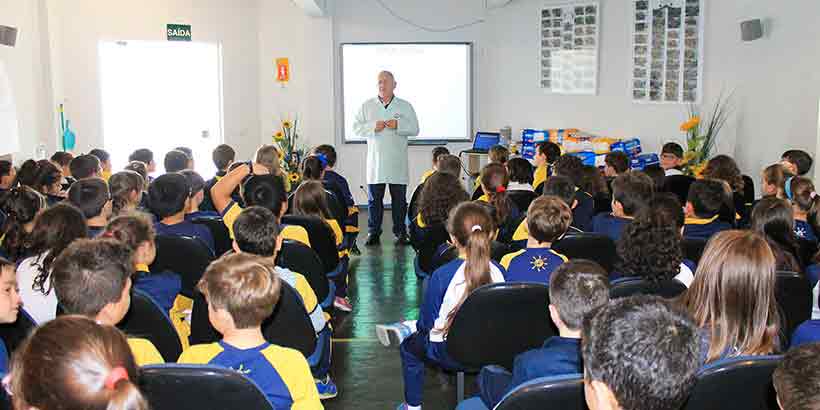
{"left": 630, "top": 153, "right": 660, "bottom": 170}
{"left": 569, "top": 151, "right": 596, "bottom": 166}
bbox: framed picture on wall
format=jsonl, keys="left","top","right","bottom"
{"left": 631, "top": 0, "right": 704, "bottom": 104}
{"left": 538, "top": 1, "right": 600, "bottom": 95}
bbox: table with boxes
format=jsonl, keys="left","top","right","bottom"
{"left": 519, "top": 129, "right": 659, "bottom": 170}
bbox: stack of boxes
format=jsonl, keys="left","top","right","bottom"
{"left": 519, "top": 129, "right": 659, "bottom": 170}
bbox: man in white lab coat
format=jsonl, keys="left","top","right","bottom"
{"left": 353, "top": 71, "right": 419, "bottom": 246}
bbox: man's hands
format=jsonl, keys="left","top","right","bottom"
{"left": 375, "top": 119, "right": 398, "bottom": 132}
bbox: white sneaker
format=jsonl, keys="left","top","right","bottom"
{"left": 375, "top": 321, "right": 416, "bottom": 347}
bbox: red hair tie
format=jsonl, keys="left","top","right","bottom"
{"left": 495, "top": 185, "right": 506, "bottom": 193}
{"left": 104, "top": 367, "right": 129, "bottom": 390}
{"left": 101, "top": 231, "right": 115, "bottom": 238}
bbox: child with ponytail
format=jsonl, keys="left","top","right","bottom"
{"left": 109, "top": 171, "right": 145, "bottom": 217}
{"left": 787, "top": 176, "right": 820, "bottom": 243}
{"left": 393, "top": 202, "right": 506, "bottom": 410}
{"left": 0, "top": 186, "right": 46, "bottom": 261}
{"left": 478, "top": 163, "right": 521, "bottom": 240}
{"left": 10, "top": 315, "right": 149, "bottom": 410}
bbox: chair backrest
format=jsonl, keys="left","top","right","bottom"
{"left": 276, "top": 240, "right": 329, "bottom": 304}
{"left": 191, "top": 216, "right": 233, "bottom": 257}
{"left": 610, "top": 277, "right": 687, "bottom": 299}
{"left": 553, "top": 233, "right": 617, "bottom": 273}
{"left": 140, "top": 364, "right": 274, "bottom": 410}
{"left": 446, "top": 282, "right": 556, "bottom": 370}
{"left": 118, "top": 289, "right": 183, "bottom": 362}
{"left": 429, "top": 242, "right": 510, "bottom": 275}
{"left": 415, "top": 224, "right": 451, "bottom": 275}
{"left": 323, "top": 188, "right": 347, "bottom": 235}
{"left": 681, "top": 238, "right": 708, "bottom": 265}
{"left": 796, "top": 239, "right": 818, "bottom": 268}
{"left": 775, "top": 271, "right": 812, "bottom": 345}
{"left": 0, "top": 309, "right": 37, "bottom": 355}
{"left": 664, "top": 174, "right": 695, "bottom": 205}
{"left": 189, "top": 282, "right": 316, "bottom": 358}
{"left": 150, "top": 235, "right": 214, "bottom": 297}
{"left": 508, "top": 190, "right": 539, "bottom": 214}
{"left": 281, "top": 215, "right": 339, "bottom": 274}
{"left": 408, "top": 182, "right": 424, "bottom": 221}
{"left": 742, "top": 175, "right": 756, "bottom": 208}
{"left": 495, "top": 374, "right": 587, "bottom": 410}
{"left": 683, "top": 355, "right": 781, "bottom": 410}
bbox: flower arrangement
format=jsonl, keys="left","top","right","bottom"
{"left": 680, "top": 91, "right": 733, "bottom": 177}
{"left": 273, "top": 116, "right": 305, "bottom": 190}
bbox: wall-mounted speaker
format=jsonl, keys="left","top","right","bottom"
{"left": 0, "top": 25, "right": 17, "bottom": 47}
{"left": 741, "top": 19, "right": 763, "bottom": 42}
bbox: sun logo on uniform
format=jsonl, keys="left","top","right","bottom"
{"left": 530, "top": 256, "right": 548, "bottom": 272}
{"left": 233, "top": 364, "right": 252, "bottom": 375}
{"left": 796, "top": 226, "right": 808, "bottom": 239}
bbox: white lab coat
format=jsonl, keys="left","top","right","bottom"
{"left": 353, "top": 96, "right": 419, "bottom": 185}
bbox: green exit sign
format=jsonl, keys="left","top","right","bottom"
{"left": 167, "top": 24, "right": 192, "bottom": 41}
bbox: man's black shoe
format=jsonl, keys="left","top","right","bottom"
{"left": 394, "top": 233, "right": 411, "bottom": 246}
{"left": 350, "top": 244, "right": 362, "bottom": 255}
{"left": 365, "top": 234, "right": 380, "bottom": 247}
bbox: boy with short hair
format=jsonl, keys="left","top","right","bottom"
{"left": 0, "top": 257, "right": 22, "bottom": 376}
{"left": 68, "top": 154, "right": 102, "bottom": 180}
{"left": 52, "top": 238, "right": 164, "bottom": 365}
{"left": 314, "top": 144, "right": 361, "bottom": 256}
{"left": 543, "top": 176, "right": 583, "bottom": 234}
{"left": 88, "top": 148, "right": 112, "bottom": 181}
{"left": 773, "top": 342, "right": 820, "bottom": 410}
{"left": 660, "top": 142, "right": 685, "bottom": 176}
{"left": 148, "top": 173, "right": 215, "bottom": 254}
{"left": 178, "top": 253, "right": 323, "bottom": 409}
{"left": 683, "top": 179, "right": 733, "bottom": 241}
{"left": 50, "top": 151, "right": 75, "bottom": 191}
{"left": 129, "top": 148, "right": 157, "bottom": 175}
{"left": 232, "top": 206, "right": 337, "bottom": 398}
{"left": 533, "top": 141, "right": 561, "bottom": 192}
{"left": 488, "top": 145, "right": 510, "bottom": 165}
{"left": 67, "top": 177, "right": 112, "bottom": 237}
{"left": 592, "top": 172, "right": 654, "bottom": 242}
{"left": 164, "top": 150, "right": 190, "bottom": 173}
{"left": 582, "top": 296, "right": 700, "bottom": 410}
{"left": 604, "top": 151, "right": 630, "bottom": 178}
{"left": 175, "top": 146, "right": 195, "bottom": 170}
{"left": 501, "top": 196, "right": 570, "bottom": 284}
{"left": 202, "top": 144, "right": 236, "bottom": 212}
{"left": 555, "top": 155, "right": 595, "bottom": 232}
{"left": 474, "top": 260, "right": 610, "bottom": 410}
{"left": 420, "top": 146, "right": 451, "bottom": 184}
{"left": 781, "top": 150, "right": 814, "bottom": 177}
{"left": 180, "top": 170, "right": 219, "bottom": 221}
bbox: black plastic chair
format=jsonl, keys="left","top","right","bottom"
{"left": 150, "top": 235, "right": 214, "bottom": 298}
{"left": 276, "top": 239, "right": 330, "bottom": 308}
{"left": 797, "top": 239, "right": 818, "bottom": 268}
{"left": 495, "top": 374, "right": 587, "bottom": 410}
{"left": 683, "top": 355, "right": 781, "bottom": 410}
{"left": 430, "top": 241, "right": 512, "bottom": 274}
{"left": 411, "top": 223, "right": 450, "bottom": 275}
{"left": 0, "top": 309, "right": 37, "bottom": 355}
{"left": 664, "top": 174, "right": 695, "bottom": 205}
{"left": 508, "top": 190, "right": 538, "bottom": 214}
{"left": 281, "top": 215, "right": 340, "bottom": 274}
{"left": 191, "top": 216, "right": 233, "bottom": 257}
{"left": 118, "top": 289, "right": 183, "bottom": 362}
{"left": 140, "top": 364, "right": 274, "bottom": 410}
{"left": 287, "top": 188, "right": 346, "bottom": 238}
{"left": 742, "top": 175, "right": 756, "bottom": 209}
{"left": 189, "top": 282, "right": 317, "bottom": 358}
{"left": 447, "top": 282, "right": 557, "bottom": 402}
{"left": 775, "top": 271, "right": 812, "bottom": 346}
{"left": 553, "top": 233, "right": 617, "bottom": 273}
{"left": 609, "top": 277, "right": 687, "bottom": 299}
{"left": 682, "top": 238, "right": 708, "bottom": 265}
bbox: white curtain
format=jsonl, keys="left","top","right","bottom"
{"left": 0, "top": 60, "right": 20, "bottom": 156}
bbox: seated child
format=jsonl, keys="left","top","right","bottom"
{"left": 16, "top": 204, "right": 87, "bottom": 324}
{"left": 545, "top": 175, "right": 584, "bottom": 234}
{"left": 475, "top": 260, "right": 610, "bottom": 410}
{"left": 314, "top": 144, "right": 361, "bottom": 255}
{"left": 50, "top": 151, "right": 75, "bottom": 191}
{"left": 582, "top": 296, "right": 700, "bottom": 410}
{"left": 178, "top": 253, "right": 322, "bottom": 409}
{"left": 782, "top": 149, "right": 813, "bottom": 177}
{"left": 506, "top": 158, "right": 534, "bottom": 192}
{"left": 751, "top": 197, "right": 803, "bottom": 273}
{"left": 52, "top": 238, "right": 164, "bottom": 365}
{"left": 773, "top": 342, "right": 820, "bottom": 410}
{"left": 554, "top": 155, "right": 595, "bottom": 232}
{"left": 592, "top": 172, "right": 653, "bottom": 242}
{"left": 683, "top": 179, "right": 733, "bottom": 241}
{"left": 232, "top": 205, "right": 336, "bottom": 398}
{"left": 108, "top": 170, "right": 145, "bottom": 216}
{"left": 129, "top": 148, "right": 157, "bottom": 176}
{"left": 9, "top": 316, "right": 149, "bottom": 409}
{"left": 472, "top": 145, "right": 511, "bottom": 195}
{"left": 89, "top": 148, "right": 112, "bottom": 181}
{"left": 102, "top": 213, "right": 188, "bottom": 349}
{"left": 603, "top": 151, "right": 630, "bottom": 178}
{"left": 761, "top": 163, "right": 789, "bottom": 199}
{"left": 30, "top": 160, "right": 64, "bottom": 205}
{"left": 533, "top": 141, "right": 561, "bottom": 192}
{"left": 180, "top": 170, "right": 219, "bottom": 221}
{"left": 660, "top": 142, "right": 685, "bottom": 176}
{"left": 0, "top": 186, "right": 45, "bottom": 261}
{"left": 67, "top": 177, "right": 112, "bottom": 237}
{"left": 436, "top": 154, "right": 463, "bottom": 177}
{"left": 0, "top": 160, "right": 15, "bottom": 192}
{"left": 786, "top": 176, "right": 819, "bottom": 243}
{"left": 202, "top": 144, "right": 236, "bottom": 212}
{"left": 501, "top": 196, "right": 570, "bottom": 284}
{"left": 394, "top": 202, "right": 505, "bottom": 410}
{"left": 420, "top": 146, "right": 450, "bottom": 184}
{"left": 0, "top": 257, "right": 21, "bottom": 376}
{"left": 164, "top": 150, "right": 190, "bottom": 173}
{"left": 148, "top": 173, "right": 215, "bottom": 254}
{"left": 68, "top": 154, "right": 102, "bottom": 180}
{"left": 477, "top": 163, "right": 521, "bottom": 240}
{"left": 790, "top": 292, "right": 820, "bottom": 348}
{"left": 580, "top": 165, "right": 612, "bottom": 215}
{"left": 174, "top": 146, "right": 195, "bottom": 169}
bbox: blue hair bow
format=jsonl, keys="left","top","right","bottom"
{"left": 315, "top": 153, "right": 328, "bottom": 168}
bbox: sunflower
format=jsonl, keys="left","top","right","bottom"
{"left": 680, "top": 116, "right": 700, "bottom": 132}
{"left": 274, "top": 131, "right": 285, "bottom": 141}
{"left": 282, "top": 120, "right": 292, "bottom": 130}
{"left": 288, "top": 172, "right": 300, "bottom": 183}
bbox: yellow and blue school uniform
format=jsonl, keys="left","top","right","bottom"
{"left": 276, "top": 266, "right": 328, "bottom": 332}
{"left": 135, "top": 263, "right": 191, "bottom": 350}
{"left": 683, "top": 215, "right": 733, "bottom": 241}
{"left": 592, "top": 214, "right": 632, "bottom": 242}
{"left": 533, "top": 165, "right": 548, "bottom": 193}
{"left": 572, "top": 190, "right": 595, "bottom": 232}
{"left": 220, "top": 201, "right": 311, "bottom": 247}
{"left": 419, "top": 169, "right": 435, "bottom": 184}
{"left": 409, "top": 214, "right": 450, "bottom": 275}
{"left": 500, "top": 248, "right": 568, "bottom": 284}
{"left": 178, "top": 341, "right": 322, "bottom": 410}
{"left": 128, "top": 337, "right": 165, "bottom": 366}
{"left": 795, "top": 220, "right": 818, "bottom": 243}
{"left": 324, "top": 171, "right": 359, "bottom": 241}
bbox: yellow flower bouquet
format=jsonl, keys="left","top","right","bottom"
{"left": 273, "top": 115, "right": 305, "bottom": 190}
{"left": 681, "top": 91, "right": 733, "bottom": 177}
